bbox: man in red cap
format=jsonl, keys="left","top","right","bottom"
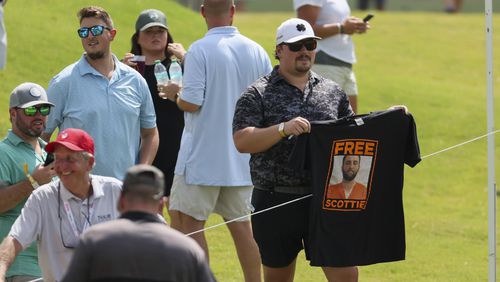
{"left": 0, "top": 128, "right": 122, "bottom": 282}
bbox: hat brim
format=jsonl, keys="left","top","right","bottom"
{"left": 139, "top": 23, "right": 168, "bottom": 32}
{"left": 45, "top": 141, "right": 85, "bottom": 153}
{"left": 17, "top": 101, "right": 55, "bottom": 109}
{"left": 279, "top": 35, "right": 322, "bottom": 45}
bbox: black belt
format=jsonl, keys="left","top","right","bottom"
{"left": 315, "top": 50, "right": 352, "bottom": 68}
{"left": 254, "top": 185, "right": 311, "bottom": 195}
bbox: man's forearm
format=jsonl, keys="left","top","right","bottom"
{"left": 139, "top": 127, "right": 159, "bottom": 164}
{"left": 233, "top": 125, "right": 283, "bottom": 154}
{"left": 0, "top": 236, "right": 22, "bottom": 280}
{"left": 176, "top": 97, "right": 200, "bottom": 113}
{"left": 0, "top": 181, "right": 34, "bottom": 213}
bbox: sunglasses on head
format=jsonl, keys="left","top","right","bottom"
{"left": 77, "top": 25, "right": 111, "bottom": 38}
{"left": 284, "top": 40, "right": 317, "bottom": 52}
{"left": 19, "top": 105, "right": 51, "bottom": 116}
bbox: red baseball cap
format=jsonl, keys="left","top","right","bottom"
{"left": 45, "top": 128, "right": 95, "bottom": 155}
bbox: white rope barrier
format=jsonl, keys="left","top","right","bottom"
{"left": 421, "top": 129, "right": 500, "bottom": 159}
{"left": 183, "top": 129, "right": 500, "bottom": 236}
{"left": 186, "top": 194, "right": 312, "bottom": 236}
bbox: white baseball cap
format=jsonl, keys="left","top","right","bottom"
{"left": 276, "top": 18, "right": 321, "bottom": 45}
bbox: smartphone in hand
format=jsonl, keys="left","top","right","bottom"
{"left": 363, "top": 14, "right": 374, "bottom": 22}
{"left": 44, "top": 153, "right": 54, "bottom": 166}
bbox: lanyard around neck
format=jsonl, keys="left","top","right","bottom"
{"left": 59, "top": 183, "right": 93, "bottom": 238}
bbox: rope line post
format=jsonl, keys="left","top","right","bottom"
{"left": 485, "top": 0, "right": 496, "bottom": 280}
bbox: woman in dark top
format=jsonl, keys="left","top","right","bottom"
{"left": 123, "top": 9, "right": 186, "bottom": 226}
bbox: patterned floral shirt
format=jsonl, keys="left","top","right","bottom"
{"left": 233, "top": 66, "right": 354, "bottom": 193}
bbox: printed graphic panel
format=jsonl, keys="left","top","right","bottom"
{"left": 322, "top": 139, "right": 378, "bottom": 211}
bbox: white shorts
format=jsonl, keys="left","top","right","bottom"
{"left": 312, "top": 64, "right": 358, "bottom": 96}
{"left": 169, "top": 174, "right": 254, "bottom": 221}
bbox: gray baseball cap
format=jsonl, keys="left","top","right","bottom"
{"left": 122, "top": 164, "right": 165, "bottom": 200}
{"left": 135, "top": 9, "right": 168, "bottom": 32}
{"left": 9, "top": 82, "right": 54, "bottom": 109}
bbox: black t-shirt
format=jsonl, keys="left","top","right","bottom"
{"left": 143, "top": 59, "right": 184, "bottom": 194}
{"left": 290, "top": 109, "right": 421, "bottom": 267}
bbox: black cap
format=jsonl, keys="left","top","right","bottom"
{"left": 135, "top": 9, "right": 168, "bottom": 32}
{"left": 123, "top": 164, "right": 164, "bottom": 200}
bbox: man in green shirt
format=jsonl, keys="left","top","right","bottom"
{"left": 0, "top": 82, "right": 55, "bottom": 282}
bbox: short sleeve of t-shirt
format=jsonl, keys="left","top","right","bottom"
{"left": 233, "top": 85, "right": 266, "bottom": 133}
{"left": 9, "top": 192, "right": 43, "bottom": 249}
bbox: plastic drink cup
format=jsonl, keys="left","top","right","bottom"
{"left": 131, "top": 55, "right": 146, "bottom": 75}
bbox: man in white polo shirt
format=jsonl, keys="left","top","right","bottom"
{"left": 0, "top": 128, "right": 122, "bottom": 282}
{"left": 166, "top": 0, "right": 271, "bottom": 281}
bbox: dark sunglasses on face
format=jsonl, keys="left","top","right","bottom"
{"left": 77, "top": 25, "right": 111, "bottom": 38}
{"left": 19, "top": 105, "right": 51, "bottom": 116}
{"left": 285, "top": 40, "right": 317, "bottom": 52}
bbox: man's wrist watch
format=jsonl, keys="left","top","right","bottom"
{"left": 26, "top": 174, "right": 39, "bottom": 190}
{"left": 278, "top": 122, "right": 287, "bottom": 138}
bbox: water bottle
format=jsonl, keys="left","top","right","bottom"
{"left": 154, "top": 60, "right": 169, "bottom": 85}
{"left": 168, "top": 58, "right": 183, "bottom": 86}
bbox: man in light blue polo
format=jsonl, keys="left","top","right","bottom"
{"left": 42, "top": 6, "right": 159, "bottom": 180}
{"left": 167, "top": 0, "right": 272, "bottom": 281}
{"left": 0, "top": 82, "right": 56, "bottom": 281}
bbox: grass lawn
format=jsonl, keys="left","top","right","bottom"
{"left": 1, "top": 0, "right": 500, "bottom": 281}
{"left": 242, "top": 0, "right": 487, "bottom": 12}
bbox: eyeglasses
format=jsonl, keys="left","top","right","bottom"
{"left": 58, "top": 184, "right": 91, "bottom": 249}
{"left": 18, "top": 105, "right": 51, "bottom": 116}
{"left": 77, "top": 25, "right": 111, "bottom": 38}
{"left": 54, "top": 153, "right": 85, "bottom": 165}
{"left": 284, "top": 40, "right": 317, "bottom": 52}
{"left": 59, "top": 213, "right": 77, "bottom": 249}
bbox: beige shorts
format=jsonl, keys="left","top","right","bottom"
{"left": 169, "top": 174, "right": 254, "bottom": 221}
{"left": 312, "top": 64, "right": 358, "bottom": 96}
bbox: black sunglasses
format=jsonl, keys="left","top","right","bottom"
{"left": 284, "top": 40, "right": 317, "bottom": 52}
{"left": 77, "top": 25, "right": 111, "bottom": 38}
{"left": 18, "top": 105, "right": 51, "bottom": 116}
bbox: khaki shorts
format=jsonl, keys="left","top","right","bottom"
{"left": 169, "top": 174, "right": 254, "bottom": 221}
{"left": 312, "top": 64, "right": 358, "bottom": 96}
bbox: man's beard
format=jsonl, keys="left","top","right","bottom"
{"left": 87, "top": 51, "right": 105, "bottom": 60}
{"left": 342, "top": 170, "right": 358, "bottom": 181}
{"left": 16, "top": 119, "right": 44, "bottom": 137}
{"left": 295, "top": 55, "right": 312, "bottom": 73}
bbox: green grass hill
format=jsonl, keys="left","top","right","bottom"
{"left": 240, "top": 0, "right": 487, "bottom": 13}
{"left": 1, "top": 0, "right": 500, "bottom": 281}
